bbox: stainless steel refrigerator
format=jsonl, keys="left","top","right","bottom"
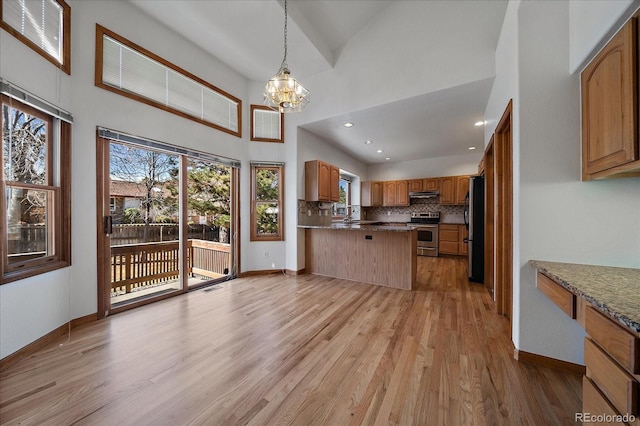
{"left": 464, "top": 176, "right": 484, "bottom": 283}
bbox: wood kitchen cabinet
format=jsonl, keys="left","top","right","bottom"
{"left": 534, "top": 267, "right": 640, "bottom": 423}
{"left": 460, "top": 225, "right": 468, "bottom": 256}
{"left": 439, "top": 175, "right": 470, "bottom": 205}
{"left": 423, "top": 178, "right": 438, "bottom": 191}
{"left": 305, "top": 160, "right": 340, "bottom": 202}
{"left": 439, "top": 224, "right": 460, "bottom": 255}
{"left": 581, "top": 17, "right": 640, "bottom": 180}
{"left": 456, "top": 175, "right": 470, "bottom": 204}
{"left": 361, "top": 181, "right": 383, "bottom": 206}
{"left": 383, "top": 180, "right": 409, "bottom": 206}
{"left": 439, "top": 224, "right": 467, "bottom": 256}
{"left": 439, "top": 177, "right": 455, "bottom": 204}
{"left": 408, "top": 179, "right": 423, "bottom": 192}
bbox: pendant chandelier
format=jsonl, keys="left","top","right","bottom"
{"left": 264, "top": 0, "right": 310, "bottom": 113}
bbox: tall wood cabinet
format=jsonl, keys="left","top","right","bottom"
{"left": 361, "top": 181, "right": 383, "bottom": 207}
{"left": 383, "top": 180, "right": 409, "bottom": 206}
{"left": 305, "top": 160, "right": 340, "bottom": 202}
{"left": 581, "top": 17, "right": 640, "bottom": 180}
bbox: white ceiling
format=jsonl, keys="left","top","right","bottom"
{"left": 129, "top": 0, "right": 508, "bottom": 165}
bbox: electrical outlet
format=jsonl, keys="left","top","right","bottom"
{"left": 271, "top": 262, "right": 275, "bottom": 269}
{"left": 264, "top": 251, "right": 269, "bottom": 258}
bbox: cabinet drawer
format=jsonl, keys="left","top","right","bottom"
{"left": 536, "top": 272, "right": 576, "bottom": 319}
{"left": 586, "top": 306, "right": 639, "bottom": 375}
{"left": 583, "top": 376, "right": 627, "bottom": 426}
{"left": 585, "top": 337, "right": 639, "bottom": 416}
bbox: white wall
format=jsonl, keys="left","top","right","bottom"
{"left": 485, "top": 0, "right": 640, "bottom": 365}
{"left": 569, "top": 0, "right": 637, "bottom": 73}
{"left": 367, "top": 152, "right": 482, "bottom": 182}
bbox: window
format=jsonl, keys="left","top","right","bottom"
{"left": 109, "top": 197, "right": 116, "bottom": 212}
{"left": 1, "top": 0, "right": 71, "bottom": 74}
{"left": 333, "top": 177, "right": 351, "bottom": 218}
{"left": 250, "top": 105, "right": 283, "bottom": 143}
{"left": 1, "top": 93, "right": 71, "bottom": 284}
{"left": 250, "top": 163, "right": 284, "bottom": 241}
{"left": 95, "top": 25, "right": 241, "bottom": 137}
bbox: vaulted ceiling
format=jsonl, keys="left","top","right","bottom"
{"left": 130, "top": 0, "right": 509, "bottom": 164}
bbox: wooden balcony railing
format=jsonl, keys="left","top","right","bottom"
{"left": 110, "top": 240, "right": 231, "bottom": 296}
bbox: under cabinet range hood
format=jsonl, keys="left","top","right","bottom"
{"left": 409, "top": 191, "right": 439, "bottom": 199}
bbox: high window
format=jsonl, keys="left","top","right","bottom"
{"left": 250, "top": 105, "right": 283, "bottom": 143}
{"left": 95, "top": 25, "right": 241, "bottom": 137}
{"left": 0, "top": 0, "right": 71, "bottom": 74}
{"left": 250, "top": 163, "right": 284, "bottom": 241}
{"left": 1, "top": 91, "right": 71, "bottom": 284}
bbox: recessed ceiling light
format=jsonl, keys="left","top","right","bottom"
{"left": 376, "top": 149, "right": 383, "bottom": 153}
{"left": 344, "top": 122, "right": 354, "bottom": 128}
{"left": 364, "top": 140, "right": 372, "bottom": 145}
{"left": 474, "top": 121, "right": 486, "bottom": 126}
{"left": 385, "top": 157, "right": 391, "bottom": 161}
{"left": 468, "top": 146, "right": 477, "bottom": 150}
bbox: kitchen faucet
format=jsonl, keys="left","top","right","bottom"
{"left": 343, "top": 205, "right": 353, "bottom": 223}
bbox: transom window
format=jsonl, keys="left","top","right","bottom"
{"left": 250, "top": 105, "right": 283, "bottom": 143}
{"left": 95, "top": 24, "right": 241, "bottom": 137}
{"left": 1, "top": 93, "right": 71, "bottom": 283}
{"left": 0, "top": 0, "right": 71, "bottom": 74}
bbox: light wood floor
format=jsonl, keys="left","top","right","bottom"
{"left": 0, "top": 257, "right": 581, "bottom": 425}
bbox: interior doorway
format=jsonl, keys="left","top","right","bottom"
{"left": 493, "top": 101, "right": 514, "bottom": 326}
{"left": 96, "top": 130, "right": 239, "bottom": 317}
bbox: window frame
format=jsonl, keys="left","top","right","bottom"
{"left": 250, "top": 164, "right": 284, "bottom": 242}
{"left": 1, "top": 94, "right": 71, "bottom": 284}
{"left": 250, "top": 104, "right": 284, "bottom": 143}
{"left": 95, "top": 24, "right": 242, "bottom": 138}
{"left": 0, "top": 0, "right": 71, "bottom": 74}
{"left": 333, "top": 177, "right": 351, "bottom": 219}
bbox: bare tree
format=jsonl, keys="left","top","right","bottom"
{"left": 109, "top": 142, "right": 178, "bottom": 242}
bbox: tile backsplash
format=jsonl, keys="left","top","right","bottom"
{"left": 297, "top": 198, "right": 463, "bottom": 225}
{"left": 363, "top": 198, "right": 464, "bottom": 223}
{"left": 297, "top": 200, "right": 362, "bottom": 226}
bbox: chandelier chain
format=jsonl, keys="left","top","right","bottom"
{"left": 281, "top": 0, "right": 289, "bottom": 70}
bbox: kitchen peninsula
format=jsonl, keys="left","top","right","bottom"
{"left": 300, "top": 223, "right": 417, "bottom": 290}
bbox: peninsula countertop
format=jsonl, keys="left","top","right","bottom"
{"left": 298, "top": 221, "right": 416, "bottom": 232}
{"left": 530, "top": 260, "right": 640, "bottom": 333}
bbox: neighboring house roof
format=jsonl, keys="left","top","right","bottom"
{"left": 110, "top": 180, "right": 171, "bottom": 198}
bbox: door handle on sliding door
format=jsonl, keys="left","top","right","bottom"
{"left": 104, "top": 216, "right": 113, "bottom": 235}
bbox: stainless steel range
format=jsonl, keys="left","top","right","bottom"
{"left": 408, "top": 212, "right": 439, "bottom": 257}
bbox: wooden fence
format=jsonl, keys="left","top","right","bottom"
{"left": 110, "top": 224, "right": 227, "bottom": 245}
{"left": 110, "top": 240, "right": 231, "bottom": 296}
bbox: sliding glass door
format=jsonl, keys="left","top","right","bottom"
{"left": 96, "top": 132, "right": 238, "bottom": 316}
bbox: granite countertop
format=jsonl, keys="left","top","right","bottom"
{"left": 530, "top": 260, "right": 640, "bottom": 333}
{"left": 298, "top": 222, "right": 416, "bottom": 232}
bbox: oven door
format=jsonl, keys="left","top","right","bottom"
{"left": 415, "top": 225, "right": 439, "bottom": 257}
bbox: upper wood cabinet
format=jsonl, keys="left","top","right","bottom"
{"left": 361, "top": 181, "right": 383, "bottom": 207}
{"left": 440, "top": 175, "right": 469, "bottom": 205}
{"left": 455, "top": 175, "right": 470, "bottom": 204}
{"left": 438, "top": 177, "right": 455, "bottom": 204}
{"left": 330, "top": 166, "right": 340, "bottom": 202}
{"left": 408, "top": 179, "right": 423, "bottom": 192}
{"left": 383, "top": 180, "right": 409, "bottom": 206}
{"left": 305, "top": 160, "right": 340, "bottom": 202}
{"left": 423, "top": 178, "right": 438, "bottom": 191}
{"left": 581, "top": 18, "right": 640, "bottom": 180}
